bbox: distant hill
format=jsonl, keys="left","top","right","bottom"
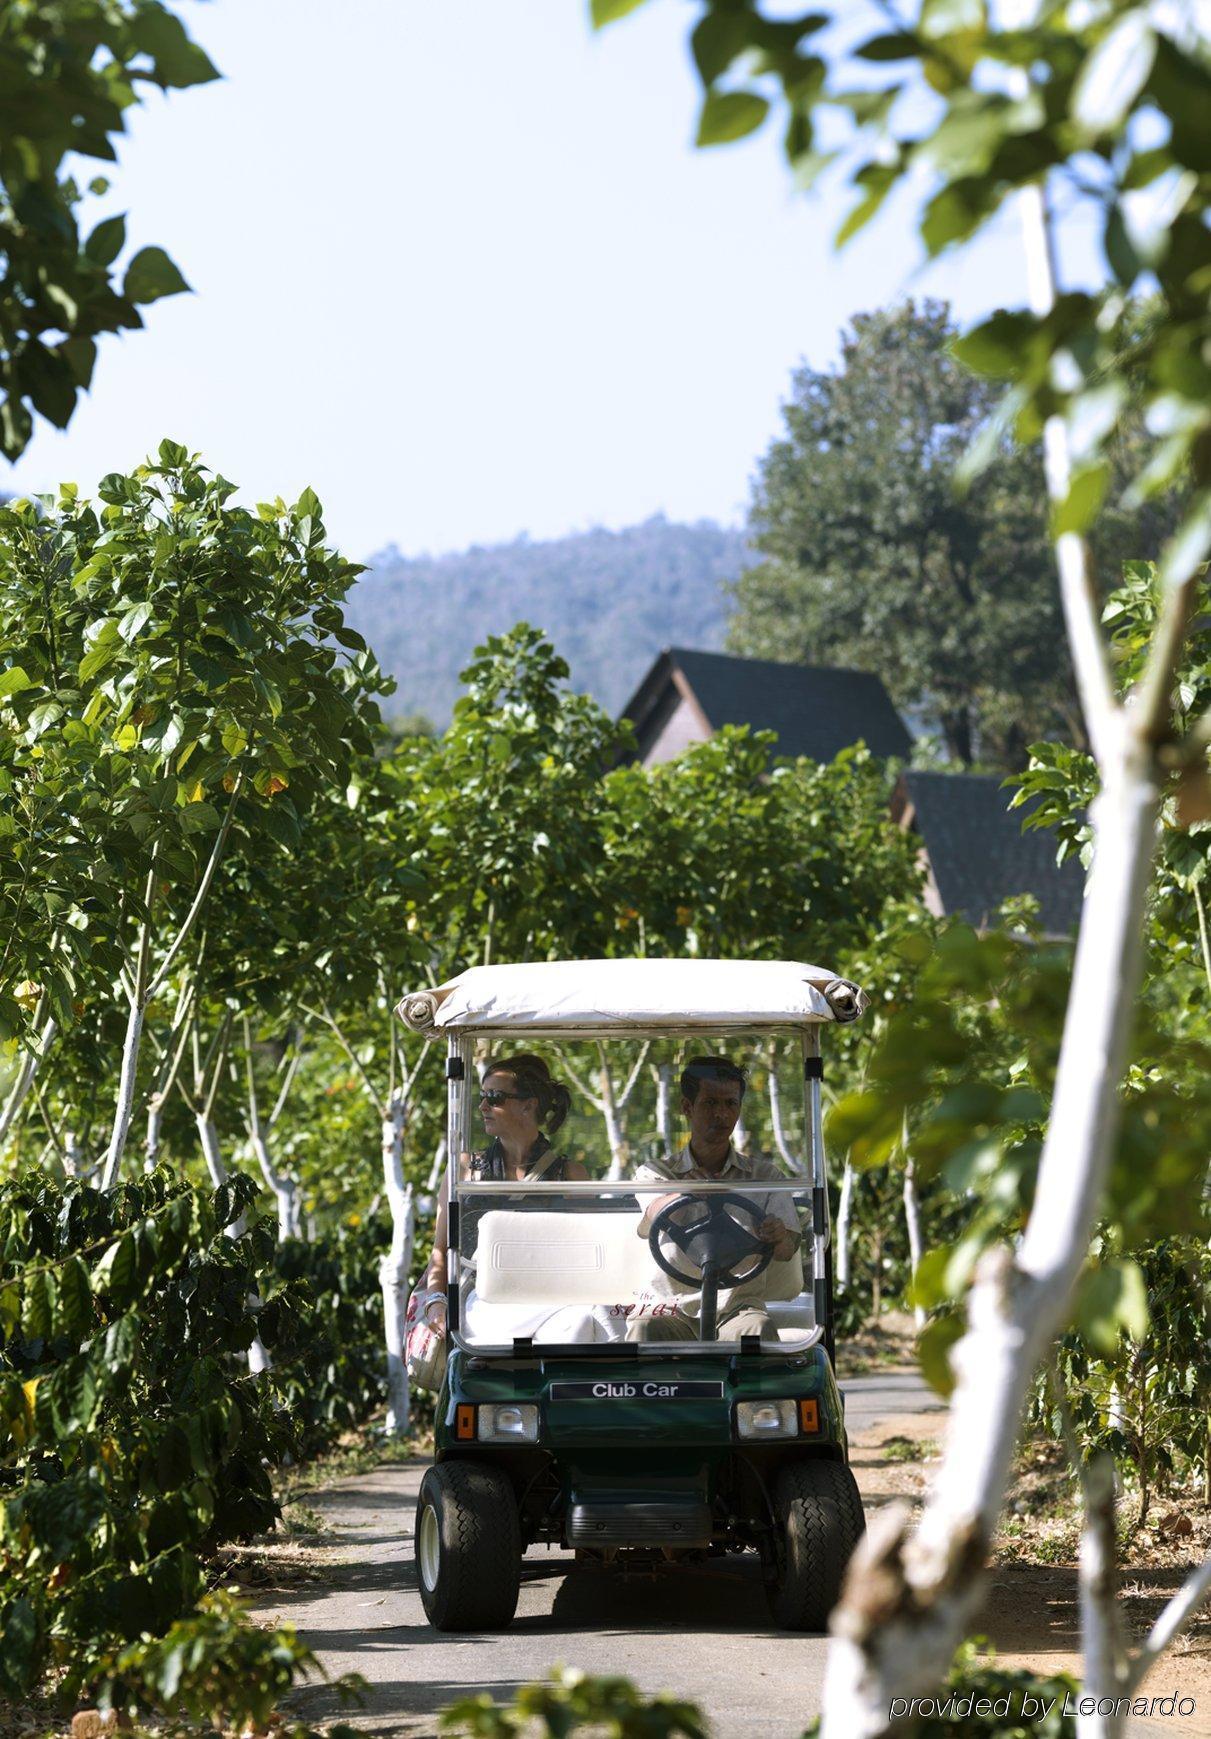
{"left": 347, "top": 516, "right": 748, "bottom": 726}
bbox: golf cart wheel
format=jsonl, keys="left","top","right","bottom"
{"left": 766, "top": 1458, "right": 866, "bottom": 1632}
{"left": 415, "top": 1461, "right": 521, "bottom": 1631}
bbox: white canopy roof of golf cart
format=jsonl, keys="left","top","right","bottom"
{"left": 396, "top": 958, "right": 866, "bottom": 1036}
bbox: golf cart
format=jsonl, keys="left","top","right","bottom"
{"left": 397, "top": 958, "right": 868, "bottom": 1634}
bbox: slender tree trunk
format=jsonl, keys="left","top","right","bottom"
{"left": 819, "top": 162, "right": 1206, "bottom": 1735}
{"left": 100, "top": 995, "right": 147, "bottom": 1190}
{"left": 62, "top": 1129, "right": 83, "bottom": 1179}
{"left": 0, "top": 1003, "right": 57, "bottom": 1147}
{"left": 426, "top": 1137, "right": 447, "bottom": 1195}
{"left": 196, "top": 1112, "right": 270, "bottom": 1374}
{"left": 822, "top": 755, "right": 1165, "bottom": 1735}
{"left": 769, "top": 1049, "right": 807, "bottom": 1176}
{"left": 654, "top": 1064, "right": 674, "bottom": 1159}
{"left": 902, "top": 1157, "right": 926, "bottom": 1330}
{"left": 599, "top": 1063, "right": 628, "bottom": 1180}
{"left": 243, "top": 1017, "right": 301, "bottom": 1240}
{"left": 835, "top": 1163, "right": 854, "bottom": 1294}
{"left": 380, "top": 1092, "right": 414, "bottom": 1435}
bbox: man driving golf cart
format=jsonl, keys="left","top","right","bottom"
{"left": 628, "top": 1055, "right": 802, "bottom": 1344}
{"left": 396, "top": 958, "right": 868, "bottom": 1636}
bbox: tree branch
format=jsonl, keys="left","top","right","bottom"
{"left": 618, "top": 1040, "right": 652, "bottom": 1108}
{"left": 146, "top": 774, "right": 243, "bottom": 1002}
{"left": 306, "top": 1002, "right": 386, "bottom": 1120}
{"left": 1123, "top": 1553, "right": 1211, "bottom": 1696}
{"left": 1017, "top": 179, "right": 1118, "bottom": 768}
{"left": 1131, "top": 570, "right": 1204, "bottom": 746}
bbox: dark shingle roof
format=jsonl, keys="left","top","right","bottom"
{"left": 622, "top": 647, "right": 912, "bottom": 763}
{"left": 904, "top": 770, "right": 1083, "bottom": 937}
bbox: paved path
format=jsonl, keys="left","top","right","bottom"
{"left": 253, "top": 1371, "right": 942, "bottom": 1739}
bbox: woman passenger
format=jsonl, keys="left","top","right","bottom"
{"left": 418, "top": 1054, "right": 587, "bottom": 1337}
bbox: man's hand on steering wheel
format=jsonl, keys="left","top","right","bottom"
{"left": 757, "top": 1214, "right": 800, "bottom": 1262}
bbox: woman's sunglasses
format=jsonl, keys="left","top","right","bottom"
{"left": 479, "top": 1088, "right": 528, "bottom": 1108}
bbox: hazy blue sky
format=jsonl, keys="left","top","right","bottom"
{"left": 7, "top": 1, "right": 1100, "bottom": 561}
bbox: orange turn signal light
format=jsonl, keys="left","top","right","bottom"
{"left": 799, "top": 1398, "right": 820, "bottom": 1435}
{"left": 455, "top": 1404, "right": 476, "bottom": 1440}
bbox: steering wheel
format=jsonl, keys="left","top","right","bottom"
{"left": 648, "top": 1190, "right": 775, "bottom": 1290}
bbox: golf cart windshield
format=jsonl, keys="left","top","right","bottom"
{"left": 447, "top": 1030, "right": 828, "bottom": 1357}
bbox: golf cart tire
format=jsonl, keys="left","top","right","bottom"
{"left": 415, "top": 1461, "right": 521, "bottom": 1631}
{"left": 766, "top": 1458, "right": 866, "bottom": 1632}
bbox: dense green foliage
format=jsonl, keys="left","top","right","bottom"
{"left": 0, "top": 1169, "right": 289, "bottom": 1698}
{"left": 440, "top": 1666, "right": 708, "bottom": 1738}
{"left": 0, "top": 2, "right": 215, "bottom": 457}
{"left": 347, "top": 515, "right": 745, "bottom": 726}
{"left": 0, "top": 1164, "right": 386, "bottom": 1715}
{"left": 729, "top": 301, "right": 1182, "bottom": 768}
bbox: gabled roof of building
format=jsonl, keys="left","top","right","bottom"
{"left": 621, "top": 647, "right": 913, "bottom": 764}
{"left": 902, "top": 770, "right": 1084, "bottom": 937}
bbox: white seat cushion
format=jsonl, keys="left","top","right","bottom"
{"left": 475, "top": 1209, "right": 652, "bottom": 1306}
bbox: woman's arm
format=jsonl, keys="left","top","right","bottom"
{"left": 565, "top": 1155, "right": 589, "bottom": 1181}
{"left": 424, "top": 1174, "right": 450, "bottom": 1292}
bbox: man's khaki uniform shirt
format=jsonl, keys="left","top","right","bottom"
{"left": 630, "top": 1144, "right": 802, "bottom": 1324}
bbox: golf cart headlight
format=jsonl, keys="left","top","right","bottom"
{"left": 477, "top": 1403, "right": 539, "bottom": 1443}
{"left": 735, "top": 1399, "right": 797, "bottom": 1440}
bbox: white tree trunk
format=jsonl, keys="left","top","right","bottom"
{"left": 821, "top": 756, "right": 1163, "bottom": 1736}
{"left": 100, "top": 996, "right": 145, "bottom": 1190}
{"left": 145, "top": 1094, "right": 171, "bottom": 1173}
{"left": 0, "top": 1009, "right": 57, "bottom": 1147}
{"left": 197, "top": 1113, "right": 228, "bottom": 1190}
{"left": 600, "top": 1067, "right": 629, "bottom": 1180}
{"left": 62, "top": 1130, "right": 83, "bottom": 1179}
{"left": 654, "top": 1064, "right": 674, "bottom": 1159}
{"left": 426, "top": 1137, "right": 448, "bottom": 1193}
{"left": 835, "top": 1163, "right": 855, "bottom": 1294}
{"left": 197, "top": 1112, "right": 270, "bottom": 1374}
{"left": 380, "top": 1094, "right": 414, "bottom": 1435}
{"left": 902, "top": 1158, "right": 926, "bottom": 1330}
{"left": 769, "top": 1058, "right": 807, "bottom": 1176}
{"left": 249, "top": 1130, "right": 300, "bottom": 1241}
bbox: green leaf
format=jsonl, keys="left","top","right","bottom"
{"left": 132, "top": 7, "right": 219, "bottom": 88}
{"left": 696, "top": 91, "right": 770, "bottom": 147}
{"left": 58, "top": 1257, "right": 94, "bottom": 1340}
{"left": 855, "top": 32, "right": 919, "bottom": 62}
{"left": 1052, "top": 463, "right": 1108, "bottom": 536}
{"left": 178, "top": 800, "right": 221, "bottom": 833}
{"left": 27, "top": 700, "right": 63, "bottom": 738}
{"left": 951, "top": 310, "right": 1035, "bottom": 379}
{"left": 92, "top": 1233, "right": 138, "bottom": 1306}
{"left": 691, "top": 12, "right": 749, "bottom": 84}
{"left": 124, "top": 247, "right": 191, "bottom": 305}
{"left": 836, "top": 163, "right": 898, "bottom": 245}
{"left": 78, "top": 640, "right": 118, "bottom": 683}
{"left": 590, "top": 0, "right": 649, "bottom": 26}
{"left": 84, "top": 214, "right": 127, "bottom": 268}
{"left": 21, "top": 1270, "right": 55, "bottom": 1342}
{"left": 1073, "top": 14, "right": 1156, "bottom": 136}
{"left": 118, "top": 601, "right": 154, "bottom": 642}
{"left": 918, "top": 1311, "right": 964, "bottom": 1397}
{"left": 0, "top": 667, "right": 33, "bottom": 699}
{"left": 1076, "top": 1258, "right": 1149, "bottom": 1355}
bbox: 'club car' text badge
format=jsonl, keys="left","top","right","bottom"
{"left": 548, "top": 1380, "right": 725, "bottom": 1400}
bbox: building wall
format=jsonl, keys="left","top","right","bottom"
{"left": 642, "top": 696, "right": 712, "bottom": 765}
